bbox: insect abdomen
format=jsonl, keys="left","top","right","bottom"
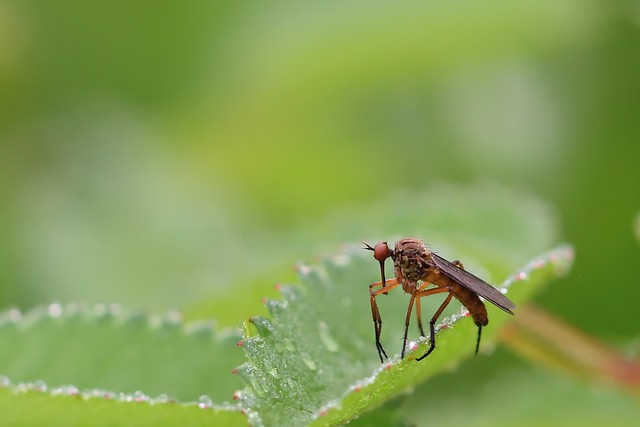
{"left": 456, "top": 285, "right": 488, "bottom": 326}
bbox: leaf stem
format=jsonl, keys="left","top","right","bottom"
{"left": 502, "top": 305, "right": 640, "bottom": 394}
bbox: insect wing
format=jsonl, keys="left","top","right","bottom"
{"left": 430, "top": 253, "right": 516, "bottom": 314}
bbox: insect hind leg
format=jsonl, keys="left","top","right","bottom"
{"left": 415, "top": 291, "right": 454, "bottom": 361}
{"left": 475, "top": 324, "right": 482, "bottom": 355}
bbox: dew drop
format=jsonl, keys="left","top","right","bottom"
{"left": 318, "top": 321, "right": 339, "bottom": 352}
{"left": 296, "top": 264, "right": 311, "bottom": 275}
{"left": 516, "top": 271, "right": 528, "bottom": 281}
{"left": 93, "top": 303, "right": 107, "bottom": 316}
{"left": 283, "top": 338, "right": 295, "bottom": 352}
{"left": 132, "top": 390, "right": 148, "bottom": 403}
{"left": 301, "top": 354, "right": 317, "bottom": 371}
{"left": 108, "top": 303, "right": 122, "bottom": 315}
{"left": 533, "top": 259, "right": 545, "bottom": 269}
{"left": 67, "top": 385, "right": 80, "bottom": 396}
{"left": 153, "top": 394, "right": 170, "bottom": 404}
{"left": 408, "top": 340, "right": 418, "bottom": 351}
{"left": 7, "top": 309, "right": 21, "bottom": 322}
{"left": 247, "top": 412, "right": 262, "bottom": 425}
{"left": 48, "top": 303, "right": 62, "bottom": 317}
{"left": 0, "top": 376, "right": 10, "bottom": 387}
{"left": 33, "top": 380, "right": 47, "bottom": 392}
{"left": 198, "top": 395, "right": 213, "bottom": 409}
{"left": 316, "top": 400, "right": 339, "bottom": 418}
{"left": 164, "top": 310, "right": 181, "bottom": 323}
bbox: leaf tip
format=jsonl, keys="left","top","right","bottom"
{"left": 248, "top": 316, "right": 273, "bottom": 337}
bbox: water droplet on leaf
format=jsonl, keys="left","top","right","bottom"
{"left": 301, "top": 354, "right": 317, "bottom": 371}
{"left": 318, "top": 321, "right": 339, "bottom": 352}
{"left": 198, "top": 395, "right": 213, "bottom": 409}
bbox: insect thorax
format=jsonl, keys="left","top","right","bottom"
{"left": 393, "top": 238, "right": 431, "bottom": 283}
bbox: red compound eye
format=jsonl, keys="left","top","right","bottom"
{"left": 373, "top": 242, "right": 390, "bottom": 263}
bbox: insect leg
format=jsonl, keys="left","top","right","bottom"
{"left": 451, "top": 260, "right": 464, "bottom": 269}
{"left": 415, "top": 289, "right": 454, "bottom": 361}
{"left": 415, "top": 297, "right": 425, "bottom": 337}
{"left": 370, "top": 278, "right": 399, "bottom": 363}
{"left": 370, "top": 296, "right": 386, "bottom": 362}
{"left": 414, "top": 281, "right": 432, "bottom": 337}
{"left": 449, "top": 259, "right": 485, "bottom": 355}
{"left": 401, "top": 294, "right": 416, "bottom": 359}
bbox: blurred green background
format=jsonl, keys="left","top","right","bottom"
{"left": 1, "top": 0, "right": 639, "bottom": 421}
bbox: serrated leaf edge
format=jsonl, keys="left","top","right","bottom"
{"left": 0, "top": 373, "right": 242, "bottom": 413}
{"left": 0, "top": 302, "right": 241, "bottom": 341}
{"left": 0, "top": 303, "right": 243, "bottom": 409}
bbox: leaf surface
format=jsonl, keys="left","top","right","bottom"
{"left": 233, "top": 185, "right": 573, "bottom": 426}
{"left": 0, "top": 305, "right": 243, "bottom": 403}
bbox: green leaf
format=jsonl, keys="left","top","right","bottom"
{"left": 0, "top": 184, "right": 574, "bottom": 426}
{"left": 398, "top": 347, "right": 640, "bottom": 427}
{"left": 0, "top": 386, "right": 245, "bottom": 427}
{"left": 235, "top": 243, "right": 573, "bottom": 426}
{"left": 0, "top": 305, "right": 244, "bottom": 403}
{"left": 229, "top": 183, "right": 572, "bottom": 426}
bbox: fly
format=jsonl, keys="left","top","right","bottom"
{"left": 364, "top": 238, "right": 515, "bottom": 362}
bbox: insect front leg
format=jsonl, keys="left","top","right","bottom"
{"left": 369, "top": 278, "right": 399, "bottom": 363}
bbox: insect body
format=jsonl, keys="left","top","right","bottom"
{"left": 364, "top": 238, "right": 515, "bottom": 363}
